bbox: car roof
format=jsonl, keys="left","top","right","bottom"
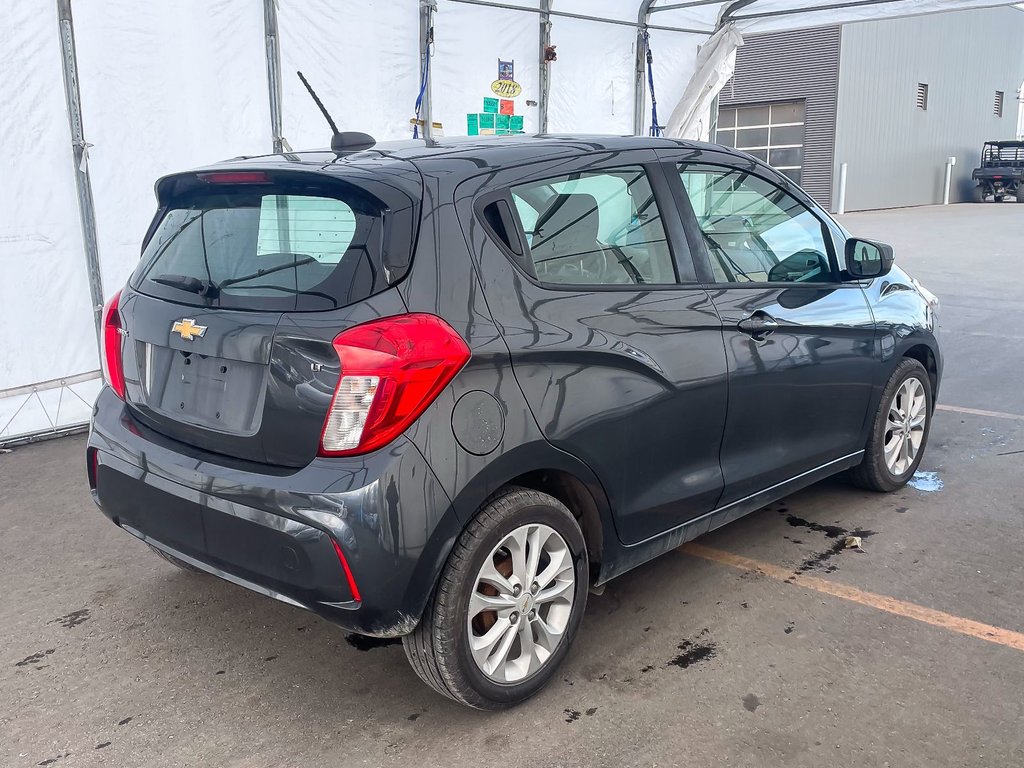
{"left": 208, "top": 134, "right": 737, "bottom": 179}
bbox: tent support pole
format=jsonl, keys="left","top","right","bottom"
{"left": 263, "top": 0, "right": 285, "bottom": 153}
{"left": 56, "top": 0, "right": 105, "bottom": 349}
{"left": 539, "top": 0, "right": 552, "bottom": 133}
{"left": 633, "top": 0, "right": 659, "bottom": 135}
{"left": 419, "top": 0, "right": 436, "bottom": 141}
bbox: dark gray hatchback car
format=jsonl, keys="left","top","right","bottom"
{"left": 88, "top": 135, "right": 941, "bottom": 708}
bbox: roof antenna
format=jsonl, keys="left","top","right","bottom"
{"left": 296, "top": 71, "right": 375, "bottom": 154}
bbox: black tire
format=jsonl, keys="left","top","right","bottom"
{"left": 973, "top": 185, "right": 986, "bottom": 203}
{"left": 403, "top": 487, "right": 588, "bottom": 709}
{"left": 1016, "top": 187, "right": 1024, "bottom": 203}
{"left": 849, "top": 358, "right": 932, "bottom": 492}
{"left": 148, "top": 544, "right": 204, "bottom": 573}
{"left": 995, "top": 194, "right": 1005, "bottom": 203}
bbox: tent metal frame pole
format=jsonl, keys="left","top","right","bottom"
{"left": 446, "top": 0, "right": 711, "bottom": 34}
{"left": 56, "top": 0, "right": 105, "bottom": 350}
{"left": 633, "top": 0, "right": 659, "bottom": 136}
{"left": 539, "top": 0, "right": 552, "bottom": 133}
{"left": 419, "top": 0, "right": 436, "bottom": 141}
{"left": 263, "top": 0, "right": 285, "bottom": 153}
{"left": 726, "top": 0, "right": 925, "bottom": 22}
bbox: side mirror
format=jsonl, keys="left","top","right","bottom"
{"left": 844, "top": 237, "right": 894, "bottom": 280}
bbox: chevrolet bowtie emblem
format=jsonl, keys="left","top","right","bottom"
{"left": 171, "top": 318, "right": 207, "bottom": 341}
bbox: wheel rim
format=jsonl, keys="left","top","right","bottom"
{"left": 467, "top": 523, "right": 575, "bottom": 683}
{"left": 884, "top": 376, "right": 927, "bottom": 476}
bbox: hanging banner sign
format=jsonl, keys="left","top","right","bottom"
{"left": 490, "top": 79, "right": 522, "bottom": 98}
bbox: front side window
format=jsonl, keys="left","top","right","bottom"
{"left": 679, "top": 164, "right": 834, "bottom": 285}
{"left": 509, "top": 167, "right": 677, "bottom": 286}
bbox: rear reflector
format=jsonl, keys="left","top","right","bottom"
{"left": 319, "top": 314, "right": 471, "bottom": 457}
{"left": 197, "top": 171, "right": 271, "bottom": 184}
{"left": 101, "top": 290, "right": 126, "bottom": 399}
{"left": 331, "top": 538, "right": 362, "bottom": 603}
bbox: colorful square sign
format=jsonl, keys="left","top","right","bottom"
{"left": 479, "top": 113, "right": 496, "bottom": 130}
{"left": 510, "top": 115, "right": 524, "bottom": 132}
{"left": 466, "top": 113, "right": 479, "bottom": 136}
{"left": 499, "top": 99, "right": 515, "bottom": 116}
{"left": 496, "top": 113, "right": 511, "bottom": 130}
{"left": 483, "top": 97, "right": 499, "bottom": 114}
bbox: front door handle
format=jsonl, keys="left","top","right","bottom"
{"left": 737, "top": 312, "right": 779, "bottom": 339}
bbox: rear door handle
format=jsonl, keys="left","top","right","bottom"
{"left": 737, "top": 312, "right": 779, "bottom": 339}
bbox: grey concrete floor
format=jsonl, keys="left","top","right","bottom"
{"left": 2, "top": 204, "right": 1022, "bottom": 768}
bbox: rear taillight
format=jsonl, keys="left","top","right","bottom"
{"left": 319, "top": 314, "right": 471, "bottom": 457}
{"left": 100, "top": 290, "right": 126, "bottom": 399}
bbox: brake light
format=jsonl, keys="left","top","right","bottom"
{"left": 101, "top": 290, "right": 126, "bottom": 399}
{"left": 319, "top": 314, "right": 471, "bottom": 457}
{"left": 197, "top": 171, "right": 271, "bottom": 184}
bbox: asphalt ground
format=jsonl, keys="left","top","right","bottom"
{"left": 2, "top": 203, "right": 1021, "bottom": 767}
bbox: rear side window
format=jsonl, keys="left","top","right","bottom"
{"left": 134, "top": 179, "right": 394, "bottom": 311}
{"left": 509, "top": 167, "right": 677, "bottom": 286}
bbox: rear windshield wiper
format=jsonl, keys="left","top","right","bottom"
{"left": 151, "top": 274, "right": 220, "bottom": 297}
{"left": 150, "top": 254, "right": 318, "bottom": 299}
{"left": 219, "top": 254, "right": 318, "bottom": 289}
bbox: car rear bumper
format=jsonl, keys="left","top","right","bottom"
{"left": 87, "top": 387, "right": 457, "bottom": 637}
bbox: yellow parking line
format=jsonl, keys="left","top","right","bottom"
{"left": 936, "top": 404, "right": 1024, "bottom": 422}
{"left": 679, "top": 542, "right": 1024, "bottom": 653}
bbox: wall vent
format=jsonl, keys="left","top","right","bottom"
{"left": 916, "top": 83, "right": 929, "bottom": 111}
{"left": 994, "top": 91, "right": 1004, "bottom": 118}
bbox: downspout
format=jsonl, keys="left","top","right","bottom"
{"left": 539, "top": 0, "right": 552, "bottom": 133}
{"left": 56, "top": 0, "right": 105, "bottom": 349}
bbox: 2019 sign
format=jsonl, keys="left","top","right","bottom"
{"left": 490, "top": 79, "right": 522, "bottom": 98}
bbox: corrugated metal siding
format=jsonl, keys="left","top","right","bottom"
{"left": 834, "top": 7, "right": 1024, "bottom": 210}
{"left": 719, "top": 27, "right": 841, "bottom": 207}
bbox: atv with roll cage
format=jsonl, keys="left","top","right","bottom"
{"left": 972, "top": 141, "right": 1024, "bottom": 203}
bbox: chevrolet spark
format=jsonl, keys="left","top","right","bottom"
{"left": 88, "top": 135, "right": 941, "bottom": 709}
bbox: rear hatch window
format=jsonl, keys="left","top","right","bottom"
{"left": 132, "top": 171, "right": 412, "bottom": 312}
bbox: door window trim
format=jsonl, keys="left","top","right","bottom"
{"left": 667, "top": 157, "right": 847, "bottom": 289}
{"left": 472, "top": 159, "right": 700, "bottom": 292}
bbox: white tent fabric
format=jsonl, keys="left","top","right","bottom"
{"left": 664, "top": 24, "right": 745, "bottom": 140}
{"left": 0, "top": 0, "right": 1016, "bottom": 443}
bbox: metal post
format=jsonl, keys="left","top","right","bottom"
{"left": 263, "top": 0, "right": 286, "bottom": 153}
{"left": 56, "top": 0, "right": 105, "bottom": 350}
{"left": 419, "top": 0, "right": 436, "bottom": 141}
{"left": 633, "top": 0, "right": 659, "bottom": 136}
{"left": 836, "top": 162, "right": 848, "bottom": 215}
{"left": 942, "top": 156, "right": 956, "bottom": 205}
{"left": 539, "top": 0, "right": 552, "bottom": 133}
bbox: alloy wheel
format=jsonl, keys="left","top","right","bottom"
{"left": 467, "top": 524, "right": 575, "bottom": 683}
{"left": 884, "top": 376, "right": 927, "bottom": 476}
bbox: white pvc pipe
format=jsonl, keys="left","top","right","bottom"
{"left": 836, "top": 162, "right": 848, "bottom": 215}
{"left": 942, "top": 156, "right": 956, "bottom": 205}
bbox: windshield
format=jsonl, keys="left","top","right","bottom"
{"left": 133, "top": 181, "right": 392, "bottom": 311}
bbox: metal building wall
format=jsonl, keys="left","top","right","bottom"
{"left": 718, "top": 26, "right": 841, "bottom": 207}
{"left": 833, "top": 7, "right": 1024, "bottom": 210}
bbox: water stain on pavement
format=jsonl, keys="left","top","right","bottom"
{"left": 50, "top": 608, "right": 90, "bottom": 629}
{"left": 15, "top": 649, "right": 55, "bottom": 667}
{"left": 784, "top": 514, "right": 876, "bottom": 575}
{"left": 669, "top": 629, "right": 717, "bottom": 669}
{"left": 564, "top": 708, "right": 581, "bottom": 723}
{"left": 743, "top": 693, "right": 761, "bottom": 712}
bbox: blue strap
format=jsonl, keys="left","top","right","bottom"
{"left": 644, "top": 30, "right": 662, "bottom": 137}
{"left": 413, "top": 28, "right": 432, "bottom": 139}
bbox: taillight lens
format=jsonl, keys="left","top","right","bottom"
{"left": 319, "top": 314, "right": 471, "bottom": 457}
{"left": 101, "top": 290, "right": 126, "bottom": 399}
